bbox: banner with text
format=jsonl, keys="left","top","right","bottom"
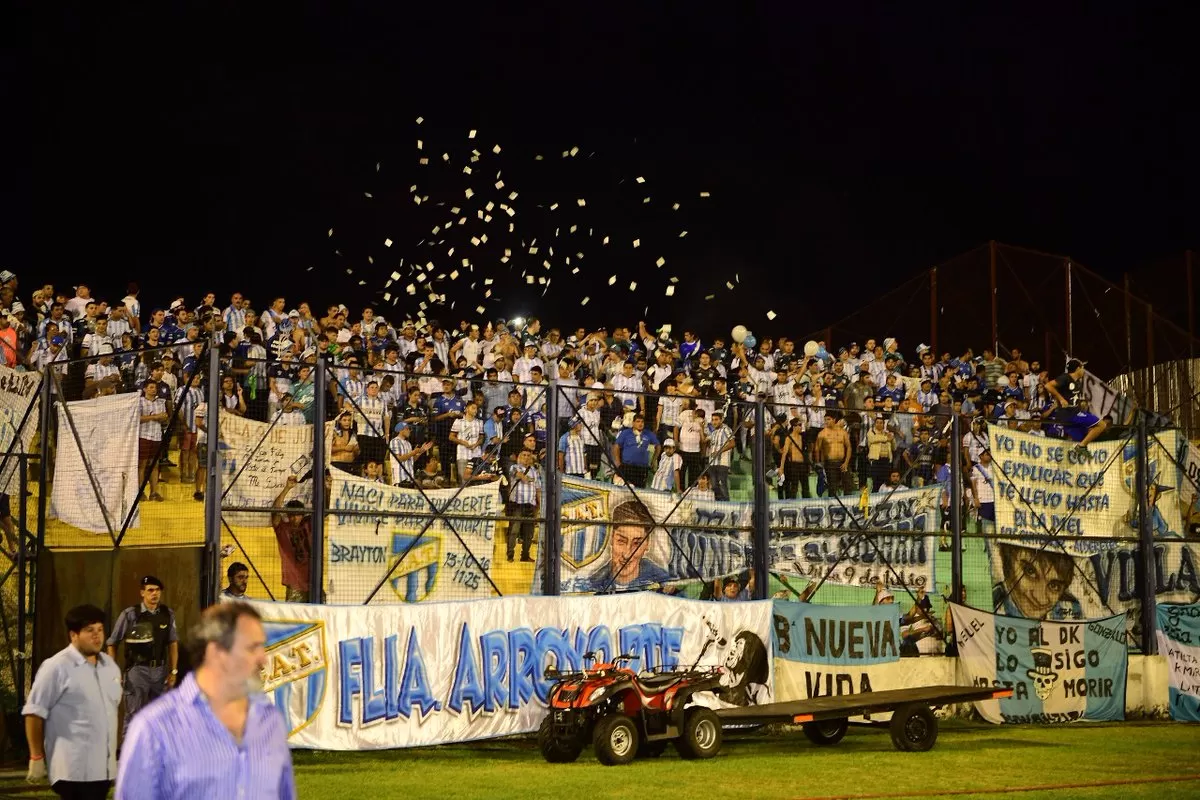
{"left": 219, "top": 415, "right": 323, "bottom": 525}
{"left": 771, "top": 600, "right": 913, "bottom": 700}
{"left": 768, "top": 486, "right": 940, "bottom": 594}
{"left": 0, "top": 365, "right": 40, "bottom": 495}
{"left": 558, "top": 477, "right": 937, "bottom": 596}
{"left": 1155, "top": 603, "right": 1200, "bottom": 722}
{"left": 988, "top": 427, "right": 1196, "bottom": 642}
{"left": 949, "top": 603, "right": 1127, "bottom": 723}
{"left": 325, "top": 473, "right": 505, "bottom": 604}
{"left": 50, "top": 393, "right": 140, "bottom": 534}
{"left": 251, "top": 594, "right": 772, "bottom": 750}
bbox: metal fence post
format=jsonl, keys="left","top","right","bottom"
{"left": 16, "top": 455, "right": 28, "bottom": 706}
{"left": 310, "top": 356, "right": 328, "bottom": 603}
{"left": 751, "top": 399, "right": 769, "bottom": 600}
{"left": 202, "top": 339, "right": 222, "bottom": 607}
{"left": 541, "top": 379, "right": 561, "bottom": 596}
{"left": 36, "top": 373, "right": 52, "bottom": 550}
{"left": 1136, "top": 417, "right": 1156, "bottom": 654}
{"left": 950, "top": 414, "right": 964, "bottom": 603}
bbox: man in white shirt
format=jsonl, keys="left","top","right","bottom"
{"left": 23, "top": 604, "right": 121, "bottom": 799}
{"left": 651, "top": 438, "right": 683, "bottom": 492}
{"left": 706, "top": 411, "right": 736, "bottom": 500}
{"left": 449, "top": 401, "right": 485, "bottom": 486}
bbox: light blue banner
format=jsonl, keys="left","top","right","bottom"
{"left": 771, "top": 601, "right": 902, "bottom": 666}
{"left": 1156, "top": 603, "right": 1200, "bottom": 722}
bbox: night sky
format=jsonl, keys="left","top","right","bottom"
{"left": 25, "top": 5, "right": 1197, "bottom": 344}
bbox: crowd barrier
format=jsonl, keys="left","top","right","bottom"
{"left": 2, "top": 347, "right": 1199, "bottom": 721}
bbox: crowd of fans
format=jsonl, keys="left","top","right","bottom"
{"left": 3, "top": 276, "right": 1079, "bottom": 522}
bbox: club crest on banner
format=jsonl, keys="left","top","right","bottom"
{"left": 262, "top": 619, "right": 328, "bottom": 737}
{"left": 559, "top": 481, "right": 610, "bottom": 569}
{"left": 389, "top": 531, "right": 442, "bottom": 602}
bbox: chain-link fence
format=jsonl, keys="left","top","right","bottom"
{"left": 6, "top": 331, "right": 1198, "bottom": 740}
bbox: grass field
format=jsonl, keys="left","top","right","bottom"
{"left": 1, "top": 720, "right": 1196, "bottom": 799}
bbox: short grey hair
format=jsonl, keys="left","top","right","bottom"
{"left": 187, "top": 602, "right": 262, "bottom": 667}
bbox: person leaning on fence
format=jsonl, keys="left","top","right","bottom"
{"left": 271, "top": 475, "right": 312, "bottom": 602}
{"left": 114, "top": 602, "right": 296, "bottom": 800}
{"left": 23, "top": 604, "right": 121, "bottom": 800}
{"left": 505, "top": 448, "right": 541, "bottom": 563}
{"left": 106, "top": 576, "right": 178, "bottom": 737}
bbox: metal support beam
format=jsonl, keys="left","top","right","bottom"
{"left": 1065, "top": 259, "right": 1074, "bottom": 357}
{"left": 751, "top": 398, "right": 769, "bottom": 600}
{"left": 541, "top": 379, "right": 561, "bottom": 596}
{"left": 950, "top": 414, "right": 964, "bottom": 604}
{"left": 989, "top": 240, "right": 999, "bottom": 356}
{"left": 202, "top": 337, "right": 223, "bottom": 607}
{"left": 1136, "top": 416, "right": 1156, "bottom": 655}
{"left": 310, "top": 356, "right": 328, "bottom": 602}
{"left": 929, "top": 266, "right": 938, "bottom": 355}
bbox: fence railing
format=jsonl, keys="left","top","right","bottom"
{"left": 5, "top": 341, "right": 1199, "bottom": 716}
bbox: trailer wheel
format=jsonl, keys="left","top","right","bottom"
{"left": 538, "top": 717, "right": 583, "bottom": 763}
{"left": 889, "top": 703, "right": 938, "bottom": 752}
{"left": 675, "top": 707, "right": 723, "bottom": 760}
{"left": 803, "top": 717, "right": 849, "bottom": 746}
{"left": 593, "top": 714, "right": 639, "bottom": 766}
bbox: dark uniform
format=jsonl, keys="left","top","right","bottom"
{"left": 105, "top": 576, "right": 178, "bottom": 736}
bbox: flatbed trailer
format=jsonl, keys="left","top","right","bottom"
{"left": 715, "top": 685, "right": 1013, "bottom": 752}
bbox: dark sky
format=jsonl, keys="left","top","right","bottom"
{"left": 23, "top": 4, "right": 1198, "bottom": 342}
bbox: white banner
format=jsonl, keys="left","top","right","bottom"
{"left": 251, "top": 594, "right": 773, "bottom": 750}
{"left": 49, "top": 393, "right": 140, "bottom": 534}
{"left": 0, "top": 365, "right": 40, "bottom": 495}
{"left": 1179, "top": 439, "right": 1200, "bottom": 538}
{"left": 219, "top": 415, "right": 320, "bottom": 525}
{"left": 326, "top": 473, "right": 504, "bottom": 604}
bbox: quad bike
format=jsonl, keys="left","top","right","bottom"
{"left": 539, "top": 648, "right": 725, "bottom": 766}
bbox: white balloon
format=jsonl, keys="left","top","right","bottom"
{"left": 731, "top": 325, "right": 748, "bottom": 344}
{"left": 803, "top": 340, "right": 819, "bottom": 357}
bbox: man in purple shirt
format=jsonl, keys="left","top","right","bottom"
{"left": 115, "top": 603, "right": 294, "bottom": 800}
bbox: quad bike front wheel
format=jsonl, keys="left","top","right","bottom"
{"left": 675, "top": 707, "right": 722, "bottom": 760}
{"left": 593, "top": 714, "right": 640, "bottom": 766}
{"left": 538, "top": 717, "right": 583, "bottom": 763}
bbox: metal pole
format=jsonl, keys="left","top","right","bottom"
{"left": 1136, "top": 415, "right": 1156, "bottom": 655}
{"left": 310, "top": 356, "right": 328, "bottom": 603}
{"left": 1146, "top": 303, "right": 1155, "bottom": 367}
{"left": 929, "top": 266, "right": 938, "bottom": 355}
{"left": 36, "top": 373, "right": 51, "bottom": 551}
{"left": 1065, "top": 259, "right": 1074, "bottom": 357}
{"left": 542, "top": 379, "right": 561, "bottom": 596}
{"left": 16, "top": 455, "right": 27, "bottom": 705}
{"left": 1187, "top": 250, "right": 1195, "bottom": 361}
{"left": 203, "top": 336, "right": 222, "bottom": 607}
{"left": 751, "top": 398, "right": 769, "bottom": 600}
{"left": 989, "top": 240, "right": 999, "bottom": 356}
{"left": 950, "top": 414, "right": 964, "bottom": 603}
{"left": 1123, "top": 273, "right": 1133, "bottom": 370}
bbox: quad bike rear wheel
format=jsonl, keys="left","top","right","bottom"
{"left": 538, "top": 717, "right": 583, "bottom": 763}
{"left": 593, "top": 714, "right": 639, "bottom": 766}
{"left": 675, "top": 707, "right": 722, "bottom": 760}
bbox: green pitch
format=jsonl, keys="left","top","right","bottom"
{"left": 288, "top": 720, "right": 1198, "bottom": 800}
{"left": 0, "top": 720, "right": 1195, "bottom": 799}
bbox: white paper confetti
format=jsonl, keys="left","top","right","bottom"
{"left": 767, "top": 310, "right": 777, "bottom": 320}
{"left": 576, "top": 199, "right": 586, "bottom": 207}
{"left": 581, "top": 296, "right": 589, "bottom": 305}
{"left": 679, "top": 230, "right": 688, "bottom": 237}
{"left": 726, "top": 281, "right": 734, "bottom": 290}
{"left": 476, "top": 305, "right": 486, "bottom": 314}
{"left": 492, "top": 144, "right": 501, "bottom": 154}
{"left": 656, "top": 257, "right": 666, "bottom": 267}
{"left": 417, "top": 139, "right": 423, "bottom": 150}
{"left": 468, "top": 129, "right": 477, "bottom": 139}
{"left": 390, "top": 271, "right": 401, "bottom": 280}
{"left": 465, "top": 188, "right": 474, "bottom": 199}
{"left": 416, "top": 116, "right": 424, "bottom": 124}
{"left": 327, "top": 228, "right": 334, "bottom": 237}
{"left": 384, "top": 238, "right": 393, "bottom": 247}
{"left": 608, "top": 275, "right": 617, "bottom": 285}
{"left": 666, "top": 286, "right": 675, "bottom": 296}
{"left": 700, "top": 191, "right": 711, "bottom": 197}
{"left": 636, "top": 176, "right": 646, "bottom": 184}
{"left": 632, "top": 239, "right": 640, "bottom": 248}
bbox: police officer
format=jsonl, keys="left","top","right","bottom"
{"left": 105, "top": 576, "right": 178, "bottom": 735}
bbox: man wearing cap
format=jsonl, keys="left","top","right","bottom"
{"left": 388, "top": 422, "right": 431, "bottom": 487}
{"left": 106, "top": 576, "right": 178, "bottom": 735}
{"left": 651, "top": 438, "right": 683, "bottom": 492}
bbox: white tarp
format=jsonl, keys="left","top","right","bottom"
{"left": 50, "top": 393, "right": 140, "bottom": 534}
